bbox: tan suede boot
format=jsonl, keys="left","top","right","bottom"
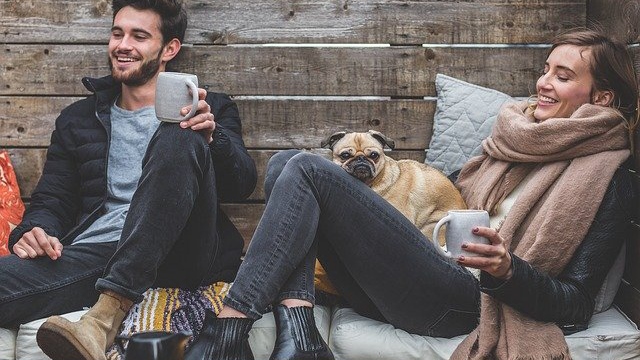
{"left": 36, "top": 291, "right": 132, "bottom": 360}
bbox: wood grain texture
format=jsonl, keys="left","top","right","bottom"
{"left": 587, "top": 0, "right": 640, "bottom": 43}
{"left": 0, "top": 96, "right": 434, "bottom": 149}
{"left": 1, "top": 45, "right": 547, "bottom": 97}
{"left": 1, "top": 0, "right": 585, "bottom": 45}
{"left": 6, "top": 148, "right": 47, "bottom": 200}
{"left": 0, "top": 97, "right": 75, "bottom": 147}
{"left": 221, "top": 203, "right": 264, "bottom": 250}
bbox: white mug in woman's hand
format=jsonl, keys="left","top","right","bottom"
{"left": 432, "top": 210, "right": 490, "bottom": 258}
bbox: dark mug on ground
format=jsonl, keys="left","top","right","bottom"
{"left": 432, "top": 209, "right": 490, "bottom": 258}
{"left": 115, "top": 330, "right": 191, "bottom": 360}
{"left": 155, "top": 72, "right": 199, "bottom": 123}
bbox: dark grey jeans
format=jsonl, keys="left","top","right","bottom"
{"left": 224, "top": 150, "right": 480, "bottom": 337}
{"left": 0, "top": 124, "right": 221, "bottom": 327}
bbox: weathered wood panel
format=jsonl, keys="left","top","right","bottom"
{"left": 239, "top": 98, "right": 434, "bottom": 149}
{"left": 1, "top": 45, "right": 548, "bottom": 97}
{"left": 7, "top": 148, "right": 47, "bottom": 199}
{"left": 7, "top": 148, "right": 426, "bottom": 201}
{"left": 222, "top": 203, "right": 264, "bottom": 250}
{"left": 0, "top": 0, "right": 585, "bottom": 45}
{"left": 0, "top": 97, "right": 434, "bottom": 149}
{"left": 588, "top": 0, "right": 640, "bottom": 43}
{"left": 0, "top": 97, "right": 74, "bottom": 147}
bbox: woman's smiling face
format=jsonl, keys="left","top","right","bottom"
{"left": 534, "top": 44, "right": 596, "bottom": 121}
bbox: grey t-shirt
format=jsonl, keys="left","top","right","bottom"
{"left": 72, "top": 103, "right": 159, "bottom": 244}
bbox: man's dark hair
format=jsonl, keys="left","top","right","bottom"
{"left": 112, "top": 0, "right": 188, "bottom": 44}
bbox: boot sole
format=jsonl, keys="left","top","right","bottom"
{"left": 36, "top": 321, "right": 94, "bottom": 360}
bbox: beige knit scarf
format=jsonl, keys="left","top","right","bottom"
{"left": 451, "top": 101, "right": 630, "bottom": 360}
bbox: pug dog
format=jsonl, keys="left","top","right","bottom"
{"left": 321, "top": 130, "right": 467, "bottom": 244}
{"left": 314, "top": 130, "right": 467, "bottom": 295}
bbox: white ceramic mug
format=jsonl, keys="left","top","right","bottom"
{"left": 155, "top": 72, "right": 199, "bottom": 122}
{"left": 432, "top": 209, "right": 490, "bottom": 258}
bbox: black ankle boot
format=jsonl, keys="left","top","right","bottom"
{"left": 269, "top": 305, "right": 334, "bottom": 360}
{"left": 185, "top": 310, "right": 255, "bottom": 360}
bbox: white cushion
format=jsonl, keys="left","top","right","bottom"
{"left": 9, "top": 305, "right": 638, "bottom": 359}
{"left": 593, "top": 242, "right": 626, "bottom": 314}
{"left": 249, "top": 305, "right": 332, "bottom": 360}
{"left": 12, "top": 306, "right": 331, "bottom": 360}
{"left": 11, "top": 306, "right": 331, "bottom": 360}
{"left": 0, "top": 327, "right": 17, "bottom": 360}
{"left": 566, "top": 306, "right": 640, "bottom": 359}
{"left": 15, "top": 310, "right": 87, "bottom": 360}
{"left": 329, "top": 306, "right": 640, "bottom": 360}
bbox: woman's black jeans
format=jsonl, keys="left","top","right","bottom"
{"left": 223, "top": 150, "right": 481, "bottom": 337}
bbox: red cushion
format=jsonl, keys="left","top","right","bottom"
{"left": 0, "top": 150, "right": 25, "bottom": 256}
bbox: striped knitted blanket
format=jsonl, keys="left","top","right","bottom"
{"left": 106, "top": 282, "right": 231, "bottom": 359}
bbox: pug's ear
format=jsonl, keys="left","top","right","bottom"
{"left": 368, "top": 130, "right": 396, "bottom": 150}
{"left": 321, "top": 131, "right": 347, "bottom": 149}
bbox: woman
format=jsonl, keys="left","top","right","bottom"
{"left": 186, "top": 29, "right": 638, "bottom": 360}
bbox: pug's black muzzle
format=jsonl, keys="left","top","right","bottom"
{"left": 346, "top": 157, "right": 375, "bottom": 182}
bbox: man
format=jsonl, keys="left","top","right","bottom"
{"left": 0, "top": 0, "right": 257, "bottom": 359}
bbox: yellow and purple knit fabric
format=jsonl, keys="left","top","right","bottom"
{"left": 106, "top": 281, "right": 231, "bottom": 359}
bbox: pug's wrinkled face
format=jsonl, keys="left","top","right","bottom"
{"left": 331, "top": 133, "right": 387, "bottom": 184}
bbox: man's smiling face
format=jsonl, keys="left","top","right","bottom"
{"left": 107, "top": 6, "right": 165, "bottom": 86}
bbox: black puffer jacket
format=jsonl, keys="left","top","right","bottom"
{"left": 9, "top": 76, "right": 257, "bottom": 281}
{"left": 478, "top": 159, "right": 637, "bottom": 333}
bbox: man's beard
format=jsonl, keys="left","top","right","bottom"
{"left": 108, "top": 50, "right": 163, "bottom": 86}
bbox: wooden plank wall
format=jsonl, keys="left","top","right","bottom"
{"left": 1, "top": 0, "right": 639, "bottom": 323}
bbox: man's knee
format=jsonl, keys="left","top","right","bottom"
{"left": 146, "top": 123, "right": 208, "bottom": 164}
{"left": 155, "top": 122, "right": 206, "bottom": 146}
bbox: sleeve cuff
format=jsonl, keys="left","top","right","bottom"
{"left": 480, "top": 253, "right": 519, "bottom": 292}
{"left": 209, "top": 127, "right": 232, "bottom": 156}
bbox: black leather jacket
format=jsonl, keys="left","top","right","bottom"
{"left": 478, "top": 159, "right": 637, "bottom": 333}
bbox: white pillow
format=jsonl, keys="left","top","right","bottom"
{"left": 593, "top": 242, "right": 625, "bottom": 313}
{"left": 329, "top": 306, "right": 640, "bottom": 360}
{"left": 0, "top": 327, "right": 16, "bottom": 360}
{"left": 426, "top": 74, "right": 514, "bottom": 175}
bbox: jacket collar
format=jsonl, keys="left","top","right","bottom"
{"left": 83, "top": 75, "right": 121, "bottom": 107}
{"left": 82, "top": 75, "right": 121, "bottom": 131}
{"left": 82, "top": 75, "right": 119, "bottom": 94}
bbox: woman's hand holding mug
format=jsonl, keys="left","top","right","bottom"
{"left": 457, "top": 226, "right": 513, "bottom": 280}
{"left": 431, "top": 209, "right": 513, "bottom": 280}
